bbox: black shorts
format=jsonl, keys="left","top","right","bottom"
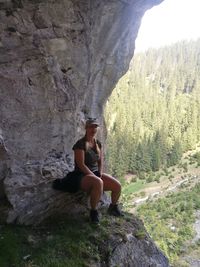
{"left": 52, "top": 170, "right": 101, "bottom": 193}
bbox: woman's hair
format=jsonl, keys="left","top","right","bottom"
{"left": 85, "top": 138, "right": 100, "bottom": 156}
{"left": 94, "top": 139, "right": 101, "bottom": 156}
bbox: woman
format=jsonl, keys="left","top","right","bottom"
{"left": 72, "top": 117, "right": 123, "bottom": 224}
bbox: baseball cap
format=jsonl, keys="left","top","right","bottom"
{"left": 85, "top": 118, "right": 100, "bottom": 127}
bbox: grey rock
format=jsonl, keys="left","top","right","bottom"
{"left": 0, "top": 0, "right": 164, "bottom": 226}
{"left": 0, "top": 131, "right": 10, "bottom": 200}
{"left": 0, "top": 0, "right": 168, "bottom": 265}
{"left": 97, "top": 215, "right": 169, "bottom": 267}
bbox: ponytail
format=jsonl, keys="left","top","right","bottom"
{"left": 85, "top": 137, "right": 101, "bottom": 156}
{"left": 94, "top": 139, "right": 101, "bottom": 156}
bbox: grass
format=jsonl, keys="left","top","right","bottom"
{"left": 122, "top": 180, "right": 145, "bottom": 197}
{"left": 0, "top": 214, "right": 101, "bottom": 267}
{"left": 0, "top": 211, "right": 134, "bottom": 267}
{"left": 134, "top": 228, "right": 146, "bottom": 240}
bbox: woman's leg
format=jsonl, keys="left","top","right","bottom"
{"left": 80, "top": 174, "right": 103, "bottom": 210}
{"left": 101, "top": 174, "right": 123, "bottom": 217}
{"left": 101, "top": 174, "right": 121, "bottom": 204}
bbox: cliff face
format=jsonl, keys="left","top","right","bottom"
{"left": 0, "top": 0, "right": 164, "bottom": 223}
{"left": 0, "top": 1, "right": 170, "bottom": 265}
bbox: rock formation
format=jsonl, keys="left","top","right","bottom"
{"left": 0, "top": 0, "right": 164, "bottom": 225}
{"left": 0, "top": 0, "right": 170, "bottom": 265}
{"left": 98, "top": 214, "right": 169, "bottom": 267}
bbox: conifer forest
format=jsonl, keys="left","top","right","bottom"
{"left": 105, "top": 39, "right": 200, "bottom": 179}
{"left": 105, "top": 38, "right": 200, "bottom": 266}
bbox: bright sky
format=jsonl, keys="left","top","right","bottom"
{"left": 135, "top": 0, "right": 200, "bottom": 52}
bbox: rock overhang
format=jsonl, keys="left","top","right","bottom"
{"left": 0, "top": 0, "right": 164, "bottom": 224}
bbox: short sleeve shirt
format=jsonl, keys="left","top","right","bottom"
{"left": 72, "top": 137, "right": 101, "bottom": 172}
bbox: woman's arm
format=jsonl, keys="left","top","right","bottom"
{"left": 98, "top": 149, "right": 103, "bottom": 176}
{"left": 74, "top": 149, "right": 94, "bottom": 175}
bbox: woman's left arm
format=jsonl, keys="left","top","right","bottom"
{"left": 98, "top": 148, "right": 103, "bottom": 177}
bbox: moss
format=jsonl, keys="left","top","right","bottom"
{"left": 134, "top": 229, "right": 146, "bottom": 240}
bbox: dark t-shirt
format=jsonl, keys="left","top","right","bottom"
{"left": 72, "top": 137, "right": 101, "bottom": 172}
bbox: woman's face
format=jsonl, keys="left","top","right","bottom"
{"left": 86, "top": 124, "right": 99, "bottom": 136}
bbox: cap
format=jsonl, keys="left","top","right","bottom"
{"left": 85, "top": 118, "right": 100, "bottom": 127}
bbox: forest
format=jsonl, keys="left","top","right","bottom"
{"left": 105, "top": 38, "right": 200, "bottom": 180}
{"left": 105, "top": 38, "right": 200, "bottom": 266}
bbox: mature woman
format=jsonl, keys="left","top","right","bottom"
{"left": 75, "top": 118, "right": 123, "bottom": 223}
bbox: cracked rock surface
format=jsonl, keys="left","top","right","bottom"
{"left": 0, "top": 0, "right": 163, "bottom": 224}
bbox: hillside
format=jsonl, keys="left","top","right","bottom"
{"left": 122, "top": 147, "right": 200, "bottom": 266}
{"left": 105, "top": 38, "right": 200, "bottom": 180}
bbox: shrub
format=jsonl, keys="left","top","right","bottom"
{"left": 146, "top": 175, "right": 154, "bottom": 183}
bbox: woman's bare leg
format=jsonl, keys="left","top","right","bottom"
{"left": 101, "top": 174, "right": 121, "bottom": 204}
{"left": 80, "top": 174, "right": 103, "bottom": 210}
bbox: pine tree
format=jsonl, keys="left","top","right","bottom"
{"left": 105, "top": 38, "right": 200, "bottom": 180}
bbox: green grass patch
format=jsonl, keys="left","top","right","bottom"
{"left": 134, "top": 228, "right": 146, "bottom": 240}
{"left": 0, "top": 211, "right": 133, "bottom": 267}
{"left": 122, "top": 180, "right": 145, "bottom": 197}
{"left": 0, "top": 215, "right": 102, "bottom": 267}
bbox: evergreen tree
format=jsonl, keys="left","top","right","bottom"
{"left": 105, "top": 38, "right": 200, "bottom": 179}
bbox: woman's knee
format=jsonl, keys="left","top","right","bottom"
{"left": 81, "top": 174, "right": 103, "bottom": 191}
{"left": 114, "top": 179, "right": 121, "bottom": 192}
{"left": 92, "top": 176, "right": 103, "bottom": 190}
{"left": 101, "top": 174, "right": 121, "bottom": 193}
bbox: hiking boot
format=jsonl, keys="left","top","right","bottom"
{"left": 90, "top": 209, "right": 100, "bottom": 224}
{"left": 107, "top": 204, "right": 124, "bottom": 217}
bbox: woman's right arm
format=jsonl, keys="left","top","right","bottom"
{"left": 74, "top": 149, "right": 94, "bottom": 175}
